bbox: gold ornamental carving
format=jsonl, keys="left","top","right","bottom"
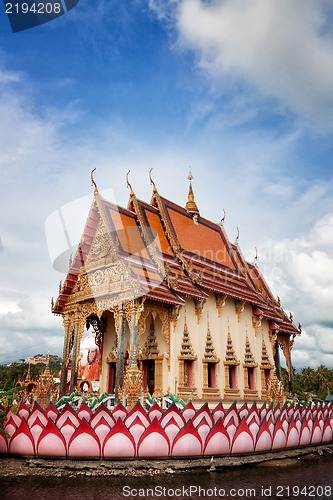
{"left": 124, "top": 364, "right": 144, "bottom": 410}
{"left": 138, "top": 303, "right": 171, "bottom": 351}
{"left": 279, "top": 335, "right": 292, "bottom": 380}
{"left": 269, "top": 373, "right": 286, "bottom": 403}
{"left": 252, "top": 315, "right": 262, "bottom": 335}
{"left": 234, "top": 300, "right": 245, "bottom": 322}
{"left": 164, "top": 262, "right": 179, "bottom": 290}
{"left": 63, "top": 314, "right": 75, "bottom": 367}
{"left": 269, "top": 331, "right": 277, "bottom": 357}
{"left": 194, "top": 299, "right": 205, "bottom": 324}
{"left": 215, "top": 294, "right": 227, "bottom": 317}
{"left": 85, "top": 221, "right": 120, "bottom": 268}
{"left": 290, "top": 333, "right": 297, "bottom": 351}
{"left": 169, "top": 304, "right": 182, "bottom": 329}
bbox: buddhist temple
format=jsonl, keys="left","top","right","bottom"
{"left": 52, "top": 170, "right": 301, "bottom": 406}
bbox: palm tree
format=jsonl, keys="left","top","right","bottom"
{"left": 300, "top": 366, "right": 316, "bottom": 392}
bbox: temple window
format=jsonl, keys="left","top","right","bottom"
{"left": 247, "top": 367, "right": 255, "bottom": 390}
{"left": 207, "top": 362, "right": 217, "bottom": 389}
{"left": 229, "top": 365, "right": 237, "bottom": 389}
{"left": 184, "top": 360, "right": 194, "bottom": 387}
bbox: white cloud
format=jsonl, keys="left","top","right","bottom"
{"left": 311, "top": 213, "right": 333, "bottom": 246}
{"left": 155, "top": 0, "right": 333, "bottom": 129}
{"left": 259, "top": 212, "right": 333, "bottom": 368}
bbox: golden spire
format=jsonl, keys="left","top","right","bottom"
{"left": 179, "top": 309, "right": 197, "bottom": 359}
{"left": 185, "top": 168, "right": 199, "bottom": 217}
{"left": 90, "top": 168, "right": 98, "bottom": 194}
{"left": 225, "top": 319, "right": 239, "bottom": 364}
{"left": 25, "top": 363, "right": 31, "bottom": 383}
{"left": 244, "top": 333, "right": 256, "bottom": 366}
{"left": 42, "top": 353, "right": 52, "bottom": 378}
{"left": 126, "top": 170, "right": 134, "bottom": 196}
{"left": 203, "top": 312, "right": 219, "bottom": 361}
{"left": 149, "top": 168, "right": 157, "bottom": 193}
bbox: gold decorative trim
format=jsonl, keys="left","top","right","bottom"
{"left": 215, "top": 294, "right": 227, "bottom": 317}
{"left": 194, "top": 299, "right": 205, "bottom": 324}
{"left": 252, "top": 315, "right": 261, "bottom": 334}
{"left": 178, "top": 310, "right": 197, "bottom": 360}
{"left": 224, "top": 322, "right": 239, "bottom": 365}
{"left": 235, "top": 300, "right": 245, "bottom": 322}
{"left": 243, "top": 334, "right": 258, "bottom": 368}
{"left": 279, "top": 334, "right": 292, "bottom": 381}
{"left": 202, "top": 312, "right": 220, "bottom": 363}
{"left": 137, "top": 302, "right": 171, "bottom": 364}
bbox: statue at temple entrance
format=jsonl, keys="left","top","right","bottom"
{"left": 79, "top": 329, "right": 101, "bottom": 392}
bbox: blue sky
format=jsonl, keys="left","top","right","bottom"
{"left": 0, "top": 0, "right": 333, "bottom": 369}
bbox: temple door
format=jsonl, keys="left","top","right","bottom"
{"left": 142, "top": 360, "right": 155, "bottom": 395}
{"left": 108, "top": 362, "right": 116, "bottom": 394}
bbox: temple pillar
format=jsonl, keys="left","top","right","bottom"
{"left": 154, "top": 358, "right": 163, "bottom": 397}
{"left": 273, "top": 338, "right": 281, "bottom": 380}
{"left": 129, "top": 305, "right": 139, "bottom": 366}
{"left": 70, "top": 313, "right": 85, "bottom": 393}
{"left": 280, "top": 334, "right": 294, "bottom": 394}
{"left": 115, "top": 308, "right": 126, "bottom": 401}
{"left": 60, "top": 314, "right": 73, "bottom": 397}
{"left": 289, "top": 356, "right": 294, "bottom": 393}
{"left": 123, "top": 300, "right": 144, "bottom": 409}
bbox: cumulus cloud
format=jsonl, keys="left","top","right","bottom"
{"left": 151, "top": 0, "right": 333, "bottom": 129}
{"left": 259, "top": 212, "right": 333, "bottom": 368}
{"left": 0, "top": 289, "right": 63, "bottom": 363}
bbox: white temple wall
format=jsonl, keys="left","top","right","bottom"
{"left": 93, "top": 296, "right": 276, "bottom": 399}
{"left": 167, "top": 296, "right": 276, "bottom": 401}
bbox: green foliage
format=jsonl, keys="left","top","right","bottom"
{"left": 0, "top": 357, "right": 62, "bottom": 392}
{"left": 0, "top": 386, "right": 26, "bottom": 434}
{"left": 292, "top": 364, "right": 333, "bottom": 402}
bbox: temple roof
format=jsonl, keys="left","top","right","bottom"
{"left": 52, "top": 175, "right": 300, "bottom": 337}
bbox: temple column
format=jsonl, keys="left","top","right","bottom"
{"left": 280, "top": 334, "right": 295, "bottom": 394}
{"left": 274, "top": 339, "right": 281, "bottom": 380}
{"left": 70, "top": 312, "right": 85, "bottom": 393}
{"left": 60, "top": 314, "right": 73, "bottom": 397}
{"left": 289, "top": 353, "right": 294, "bottom": 393}
{"left": 115, "top": 308, "right": 126, "bottom": 401}
{"left": 129, "top": 304, "right": 139, "bottom": 366}
{"left": 154, "top": 358, "right": 163, "bottom": 394}
{"left": 123, "top": 301, "right": 143, "bottom": 409}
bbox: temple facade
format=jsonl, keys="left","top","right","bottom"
{"left": 52, "top": 171, "right": 301, "bottom": 405}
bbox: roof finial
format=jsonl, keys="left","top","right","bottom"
{"left": 253, "top": 246, "right": 258, "bottom": 265}
{"left": 90, "top": 168, "right": 98, "bottom": 194}
{"left": 219, "top": 208, "right": 226, "bottom": 226}
{"left": 126, "top": 170, "right": 134, "bottom": 196}
{"left": 235, "top": 226, "right": 240, "bottom": 244}
{"left": 149, "top": 168, "right": 157, "bottom": 193}
{"left": 185, "top": 167, "right": 199, "bottom": 217}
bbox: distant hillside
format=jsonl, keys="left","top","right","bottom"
{"left": 0, "top": 354, "right": 62, "bottom": 391}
